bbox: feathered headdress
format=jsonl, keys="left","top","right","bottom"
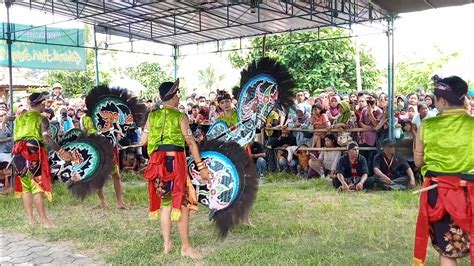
{"left": 237, "top": 57, "right": 295, "bottom": 127}
{"left": 197, "top": 139, "right": 259, "bottom": 240}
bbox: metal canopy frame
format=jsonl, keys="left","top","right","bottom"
{"left": 10, "top": 0, "right": 391, "bottom": 48}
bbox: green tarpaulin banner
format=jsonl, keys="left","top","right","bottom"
{"left": 1, "top": 23, "right": 86, "bottom": 70}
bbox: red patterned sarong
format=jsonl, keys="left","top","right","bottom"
{"left": 143, "top": 151, "right": 187, "bottom": 218}
{"left": 12, "top": 140, "right": 52, "bottom": 201}
{"left": 413, "top": 176, "right": 474, "bottom": 266}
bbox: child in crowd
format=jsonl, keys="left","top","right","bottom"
{"left": 309, "top": 103, "right": 330, "bottom": 148}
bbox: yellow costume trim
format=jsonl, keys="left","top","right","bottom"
{"left": 412, "top": 258, "right": 424, "bottom": 266}
{"left": 170, "top": 208, "right": 182, "bottom": 222}
{"left": 149, "top": 210, "right": 159, "bottom": 220}
{"left": 14, "top": 191, "right": 22, "bottom": 198}
{"left": 44, "top": 191, "right": 52, "bottom": 202}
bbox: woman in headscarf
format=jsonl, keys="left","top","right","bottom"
{"left": 424, "top": 94, "right": 438, "bottom": 114}
{"left": 327, "top": 95, "right": 341, "bottom": 123}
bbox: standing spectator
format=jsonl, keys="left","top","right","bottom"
{"left": 373, "top": 138, "right": 415, "bottom": 190}
{"left": 349, "top": 92, "right": 358, "bottom": 112}
{"left": 326, "top": 95, "right": 341, "bottom": 123}
{"left": 145, "top": 99, "right": 155, "bottom": 110}
{"left": 58, "top": 107, "right": 74, "bottom": 132}
{"left": 51, "top": 83, "right": 66, "bottom": 105}
{"left": 67, "top": 106, "right": 75, "bottom": 119}
{"left": 406, "top": 105, "right": 418, "bottom": 121}
{"left": 468, "top": 89, "right": 474, "bottom": 116}
{"left": 332, "top": 142, "right": 374, "bottom": 191}
{"left": 309, "top": 103, "right": 330, "bottom": 148}
{"left": 197, "top": 96, "right": 209, "bottom": 120}
{"left": 333, "top": 142, "right": 374, "bottom": 191}
{"left": 178, "top": 104, "right": 186, "bottom": 113}
{"left": 412, "top": 103, "right": 435, "bottom": 133}
{"left": 250, "top": 140, "right": 266, "bottom": 177}
{"left": 423, "top": 94, "right": 438, "bottom": 114}
{"left": 189, "top": 105, "right": 205, "bottom": 124}
{"left": 358, "top": 94, "right": 382, "bottom": 175}
{"left": 285, "top": 105, "right": 311, "bottom": 146}
{"left": 0, "top": 110, "right": 12, "bottom": 193}
{"left": 407, "top": 92, "right": 419, "bottom": 107}
{"left": 75, "top": 108, "right": 85, "bottom": 120}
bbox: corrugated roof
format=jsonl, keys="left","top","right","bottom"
{"left": 11, "top": 0, "right": 390, "bottom": 47}
{"left": 9, "top": 1, "right": 471, "bottom": 47}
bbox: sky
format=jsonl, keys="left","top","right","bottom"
{"left": 1, "top": 3, "right": 473, "bottom": 96}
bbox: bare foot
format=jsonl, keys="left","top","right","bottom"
{"left": 41, "top": 219, "right": 56, "bottom": 229}
{"left": 27, "top": 217, "right": 37, "bottom": 225}
{"left": 181, "top": 246, "right": 203, "bottom": 260}
{"left": 117, "top": 202, "right": 129, "bottom": 210}
{"left": 163, "top": 242, "right": 173, "bottom": 254}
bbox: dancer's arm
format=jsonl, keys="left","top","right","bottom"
{"left": 139, "top": 117, "right": 150, "bottom": 146}
{"left": 41, "top": 117, "right": 73, "bottom": 161}
{"left": 180, "top": 116, "right": 210, "bottom": 182}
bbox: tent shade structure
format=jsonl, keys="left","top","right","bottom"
{"left": 11, "top": 0, "right": 391, "bottom": 47}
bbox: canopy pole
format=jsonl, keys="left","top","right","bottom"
{"left": 5, "top": 0, "right": 14, "bottom": 191}
{"left": 93, "top": 25, "right": 100, "bottom": 85}
{"left": 173, "top": 45, "right": 178, "bottom": 80}
{"left": 387, "top": 16, "right": 395, "bottom": 140}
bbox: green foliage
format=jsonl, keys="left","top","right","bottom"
{"left": 228, "top": 29, "right": 382, "bottom": 94}
{"left": 126, "top": 61, "right": 172, "bottom": 100}
{"left": 2, "top": 175, "right": 459, "bottom": 265}
{"left": 45, "top": 50, "right": 111, "bottom": 98}
{"left": 197, "top": 64, "right": 225, "bottom": 91}
{"left": 394, "top": 49, "right": 459, "bottom": 95}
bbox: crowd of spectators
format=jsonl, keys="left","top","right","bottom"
{"left": 0, "top": 81, "right": 474, "bottom": 193}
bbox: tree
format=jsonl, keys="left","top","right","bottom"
{"left": 197, "top": 64, "right": 225, "bottom": 91}
{"left": 127, "top": 62, "right": 172, "bottom": 100}
{"left": 228, "top": 29, "right": 381, "bottom": 95}
{"left": 45, "top": 50, "right": 111, "bottom": 98}
{"left": 394, "top": 49, "right": 459, "bottom": 95}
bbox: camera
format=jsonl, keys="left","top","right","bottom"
{"left": 367, "top": 99, "right": 376, "bottom": 106}
{"left": 61, "top": 112, "right": 67, "bottom": 119}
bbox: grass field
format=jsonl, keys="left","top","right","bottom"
{"left": 0, "top": 172, "right": 470, "bottom": 265}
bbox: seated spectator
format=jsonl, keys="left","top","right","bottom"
{"left": 308, "top": 134, "right": 341, "bottom": 179}
{"left": 294, "top": 144, "right": 311, "bottom": 179}
{"left": 122, "top": 149, "right": 138, "bottom": 171}
{"left": 373, "top": 138, "right": 416, "bottom": 190}
{"left": 333, "top": 142, "right": 374, "bottom": 191}
{"left": 278, "top": 144, "right": 297, "bottom": 173}
{"left": 250, "top": 140, "right": 266, "bottom": 177}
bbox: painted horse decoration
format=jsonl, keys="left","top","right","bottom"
{"left": 50, "top": 85, "right": 147, "bottom": 198}
{"left": 50, "top": 135, "right": 114, "bottom": 199}
{"left": 206, "top": 57, "right": 295, "bottom": 146}
{"left": 85, "top": 85, "right": 147, "bottom": 145}
{"left": 190, "top": 57, "right": 295, "bottom": 239}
